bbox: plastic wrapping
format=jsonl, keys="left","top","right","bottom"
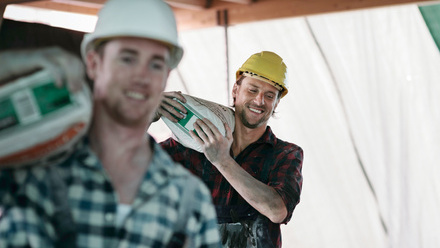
{"left": 0, "top": 69, "right": 92, "bottom": 167}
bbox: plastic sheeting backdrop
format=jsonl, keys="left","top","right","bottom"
{"left": 149, "top": 3, "right": 440, "bottom": 248}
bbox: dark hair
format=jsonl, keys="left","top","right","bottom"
{"left": 232, "top": 75, "right": 246, "bottom": 107}
{"left": 94, "top": 39, "right": 110, "bottom": 58}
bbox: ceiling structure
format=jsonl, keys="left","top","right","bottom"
{"left": 0, "top": 0, "right": 437, "bottom": 30}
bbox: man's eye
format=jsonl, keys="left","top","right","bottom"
{"left": 249, "top": 89, "right": 257, "bottom": 93}
{"left": 266, "top": 94, "right": 274, "bottom": 100}
{"left": 121, "top": 56, "right": 136, "bottom": 65}
{"left": 150, "top": 60, "right": 166, "bottom": 71}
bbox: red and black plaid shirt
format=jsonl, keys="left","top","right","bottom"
{"left": 160, "top": 126, "right": 303, "bottom": 247}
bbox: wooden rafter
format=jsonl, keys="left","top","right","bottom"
{"left": 167, "top": 0, "right": 208, "bottom": 10}
{"left": 2, "top": 0, "right": 439, "bottom": 31}
{"left": 0, "top": 0, "right": 41, "bottom": 3}
{"left": 18, "top": 1, "right": 99, "bottom": 15}
{"left": 221, "top": 0, "right": 253, "bottom": 4}
{"left": 174, "top": 0, "right": 438, "bottom": 29}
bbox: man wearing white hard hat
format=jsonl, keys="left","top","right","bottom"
{"left": 157, "top": 51, "right": 304, "bottom": 247}
{"left": 0, "top": 0, "right": 221, "bottom": 247}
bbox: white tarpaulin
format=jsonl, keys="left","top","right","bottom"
{"left": 149, "top": 3, "right": 440, "bottom": 248}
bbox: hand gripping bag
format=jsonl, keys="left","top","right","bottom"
{"left": 161, "top": 94, "right": 234, "bottom": 153}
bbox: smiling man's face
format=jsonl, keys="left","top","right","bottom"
{"left": 232, "top": 76, "right": 280, "bottom": 129}
{"left": 87, "top": 37, "right": 170, "bottom": 127}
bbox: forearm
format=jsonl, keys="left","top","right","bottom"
{"left": 214, "top": 157, "right": 287, "bottom": 223}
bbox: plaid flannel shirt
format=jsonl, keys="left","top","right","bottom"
{"left": 0, "top": 137, "right": 221, "bottom": 248}
{"left": 161, "top": 126, "right": 304, "bottom": 248}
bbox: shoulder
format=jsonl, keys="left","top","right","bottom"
{"left": 266, "top": 127, "right": 303, "bottom": 154}
{"left": 276, "top": 138, "right": 303, "bottom": 155}
{"left": 268, "top": 131, "right": 303, "bottom": 161}
{"left": 159, "top": 137, "right": 179, "bottom": 149}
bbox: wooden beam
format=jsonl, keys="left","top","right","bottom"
{"left": 4, "top": 0, "right": 439, "bottom": 31}
{"left": 221, "top": 0, "right": 253, "bottom": 4}
{"left": 50, "top": 0, "right": 103, "bottom": 8}
{"left": 17, "top": 0, "right": 100, "bottom": 15}
{"left": 0, "top": 0, "right": 43, "bottom": 3}
{"left": 166, "top": 0, "right": 208, "bottom": 10}
{"left": 1, "top": 0, "right": 38, "bottom": 27}
{"left": 176, "top": 0, "right": 438, "bottom": 30}
{"left": 52, "top": 0, "right": 104, "bottom": 7}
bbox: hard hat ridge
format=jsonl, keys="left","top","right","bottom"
{"left": 81, "top": 0, "right": 183, "bottom": 68}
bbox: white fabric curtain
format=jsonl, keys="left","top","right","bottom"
{"left": 307, "top": 6, "right": 440, "bottom": 248}
{"left": 149, "top": 4, "right": 440, "bottom": 248}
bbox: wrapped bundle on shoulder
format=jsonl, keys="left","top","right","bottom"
{"left": 0, "top": 69, "right": 92, "bottom": 168}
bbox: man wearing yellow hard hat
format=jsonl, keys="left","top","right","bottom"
{"left": 159, "top": 51, "right": 304, "bottom": 247}
{"left": 0, "top": 0, "right": 221, "bottom": 247}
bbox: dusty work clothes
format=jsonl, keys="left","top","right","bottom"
{"left": 0, "top": 137, "right": 221, "bottom": 248}
{"left": 161, "top": 126, "right": 304, "bottom": 247}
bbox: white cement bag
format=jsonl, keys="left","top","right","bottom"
{"left": 0, "top": 69, "right": 92, "bottom": 168}
{"left": 161, "top": 94, "right": 235, "bottom": 153}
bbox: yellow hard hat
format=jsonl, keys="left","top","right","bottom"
{"left": 236, "top": 51, "right": 288, "bottom": 98}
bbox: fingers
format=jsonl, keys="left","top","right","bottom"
{"left": 192, "top": 118, "right": 223, "bottom": 144}
{"left": 189, "top": 130, "right": 204, "bottom": 146}
{"left": 192, "top": 119, "right": 213, "bottom": 143}
{"left": 157, "top": 105, "right": 181, "bottom": 123}
{"left": 158, "top": 91, "right": 187, "bottom": 122}
{"left": 224, "top": 122, "right": 233, "bottom": 141}
{"left": 163, "top": 91, "right": 186, "bottom": 103}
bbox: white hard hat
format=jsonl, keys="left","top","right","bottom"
{"left": 81, "top": 0, "right": 183, "bottom": 68}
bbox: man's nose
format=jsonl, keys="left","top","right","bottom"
{"left": 134, "top": 66, "right": 151, "bottom": 84}
{"left": 254, "top": 92, "right": 265, "bottom": 105}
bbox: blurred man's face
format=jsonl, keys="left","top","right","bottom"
{"left": 87, "top": 37, "right": 170, "bottom": 127}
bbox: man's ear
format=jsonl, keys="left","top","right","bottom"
{"left": 85, "top": 51, "right": 100, "bottom": 80}
{"left": 273, "top": 98, "right": 280, "bottom": 112}
{"left": 232, "top": 83, "right": 239, "bottom": 98}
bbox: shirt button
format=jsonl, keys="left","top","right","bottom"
{"left": 105, "top": 212, "right": 114, "bottom": 222}
{"left": 84, "top": 156, "right": 97, "bottom": 166}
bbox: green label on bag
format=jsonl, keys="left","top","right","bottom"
{"left": 0, "top": 98, "right": 19, "bottom": 131}
{"left": 33, "top": 81, "right": 72, "bottom": 115}
{"left": 177, "top": 107, "right": 200, "bottom": 132}
{"left": 0, "top": 81, "right": 72, "bottom": 132}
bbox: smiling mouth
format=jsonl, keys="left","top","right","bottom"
{"left": 249, "top": 107, "right": 263, "bottom": 114}
{"left": 126, "top": 91, "right": 147, "bottom": 100}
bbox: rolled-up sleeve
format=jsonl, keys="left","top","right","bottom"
{"left": 268, "top": 146, "right": 303, "bottom": 224}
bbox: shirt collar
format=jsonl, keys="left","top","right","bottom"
{"left": 75, "top": 135, "right": 184, "bottom": 178}
{"left": 254, "top": 126, "right": 277, "bottom": 147}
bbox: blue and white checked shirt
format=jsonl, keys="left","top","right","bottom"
{"left": 0, "top": 137, "right": 221, "bottom": 248}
